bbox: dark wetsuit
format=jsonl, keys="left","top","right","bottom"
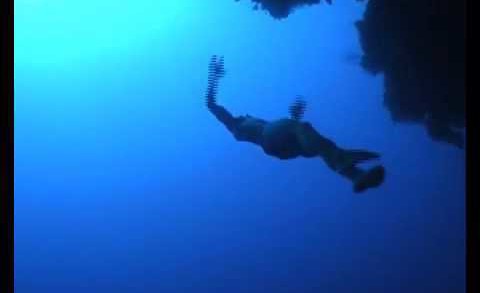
{"left": 205, "top": 55, "right": 384, "bottom": 193}
{"left": 207, "top": 102, "right": 372, "bottom": 185}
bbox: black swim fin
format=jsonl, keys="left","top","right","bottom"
{"left": 353, "top": 165, "right": 385, "bottom": 193}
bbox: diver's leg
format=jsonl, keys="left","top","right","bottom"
{"left": 323, "top": 149, "right": 385, "bottom": 192}
{"left": 337, "top": 165, "right": 364, "bottom": 182}
{"left": 296, "top": 123, "right": 352, "bottom": 171}
{"left": 298, "top": 122, "right": 381, "bottom": 167}
{"left": 297, "top": 122, "right": 339, "bottom": 158}
{"left": 298, "top": 123, "right": 385, "bottom": 192}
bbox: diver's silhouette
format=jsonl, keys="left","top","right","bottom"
{"left": 206, "top": 55, "right": 385, "bottom": 193}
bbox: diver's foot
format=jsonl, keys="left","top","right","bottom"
{"left": 353, "top": 165, "right": 385, "bottom": 193}
{"left": 334, "top": 149, "right": 380, "bottom": 173}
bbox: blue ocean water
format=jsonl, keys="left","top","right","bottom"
{"left": 14, "top": 1, "right": 465, "bottom": 292}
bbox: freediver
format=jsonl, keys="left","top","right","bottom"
{"left": 205, "top": 55, "right": 385, "bottom": 193}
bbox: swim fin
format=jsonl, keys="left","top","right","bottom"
{"left": 353, "top": 165, "right": 385, "bottom": 193}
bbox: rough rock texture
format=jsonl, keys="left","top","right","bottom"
{"left": 356, "top": 0, "right": 466, "bottom": 148}
{"left": 236, "top": 0, "right": 466, "bottom": 148}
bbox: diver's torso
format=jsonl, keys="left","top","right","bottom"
{"left": 261, "top": 118, "right": 304, "bottom": 159}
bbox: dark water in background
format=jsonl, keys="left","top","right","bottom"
{"left": 14, "top": 0, "right": 465, "bottom": 292}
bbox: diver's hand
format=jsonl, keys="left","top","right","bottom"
{"left": 209, "top": 55, "right": 225, "bottom": 78}
{"left": 205, "top": 55, "right": 226, "bottom": 107}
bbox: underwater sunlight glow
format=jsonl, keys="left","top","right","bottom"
{"left": 15, "top": 0, "right": 198, "bottom": 68}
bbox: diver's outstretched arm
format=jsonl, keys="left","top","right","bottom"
{"left": 208, "top": 103, "right": 238, "bottom": 133}
{"left": 205, "top": 55, "right": 238, "bottom": 133}
{"left": 205, "top": 55, "right": 225, "bottom": 107}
